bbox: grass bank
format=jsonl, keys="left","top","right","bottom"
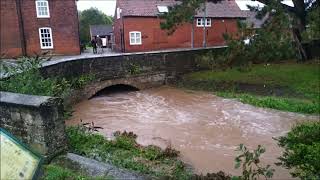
{"left": 66, "top": 126, "right": 192, "bottom": 179}
{"left": 43, "top": 164, "right": 111, "bottom": 180}
{"left": 178, "top": 62, "right": 320, "bottom": 114}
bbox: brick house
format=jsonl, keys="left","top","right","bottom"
{"left": 0, "top": 0, "right": 80, "bottom": 58}
{"left": 113, "top": 0, "right": 246, "bottom": 53}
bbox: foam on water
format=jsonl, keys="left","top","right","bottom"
{"left": 67, "top": 86, "right": 318, "bottom": 178}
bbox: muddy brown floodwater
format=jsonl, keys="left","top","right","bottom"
{"left": 67, "top": 86, "right": 318, "bottom": 178}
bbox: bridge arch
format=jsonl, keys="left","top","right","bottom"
{"left": 83, "top": 73, "right": 166, "bottom": 100}
{"left": 90, "top": 84, "right": 140, "bottom": 98}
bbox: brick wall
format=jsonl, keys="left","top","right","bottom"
{"left": 0, "top": 0, "right": 22, "bottom": 58}
{"left": 0, "top": 0, "right": 80, "bottom": 58}
{"left": 114, "top": 16, "right": 238, "bottom": 52}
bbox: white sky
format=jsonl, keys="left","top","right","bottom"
{"left": 77, "top": 0, "right": 116, "bottom": 16}
{"left": 76, "top": 0, "right": 294, "bottom": 16}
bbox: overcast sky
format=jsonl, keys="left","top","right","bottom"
{"left": 77, "top": 0, "right": 116, "bottom": 16}
{"left": 76, "top": 0, "right": 294, "bottom": 16}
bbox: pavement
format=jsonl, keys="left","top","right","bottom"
{"left": 50, "top": 48, "right": 121, "bottom": 62}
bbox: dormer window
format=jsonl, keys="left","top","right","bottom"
{"left": 36, "top": 0, "right": 50, "bottom": 18}
{"left": 196, "top": 18, "right": 211, "bottom": 27}
{"left": 157, "top": 6, "right": 168, "bottom": 13}
{"left": 116, "top": 7, "right": 122, "bottom": 19}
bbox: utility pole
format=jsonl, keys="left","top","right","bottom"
{"left": 202, "top": 0, "right": 207, "bottom": 48}
{"left": 16, "top": 0, "right": 26, "bottom": 56}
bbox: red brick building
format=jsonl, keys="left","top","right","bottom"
{"left": 113, "top": 0, "right": 246, "bottom": 53}
{"left": 0, "top": 0, "right": 80, "bottom": 58}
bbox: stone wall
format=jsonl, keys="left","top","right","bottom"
{"left": 0, "top": 92, "right": 67, "bottom": 161}
{"left": 66, "top": 72, "right": 166, "bottom": 105}
{"left": 41, "top": 47, "right": 226, "bottom": 81}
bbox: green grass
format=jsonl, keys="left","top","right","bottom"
{"left": 180, "top": 62, "right": 320, "bottom": 114}
{"left": 66, "top": 126, "right": 192, "bottom": 179}
{"left": 217, "top": 92, "right": 319, "bottom": 114}
{"left": 43, "top": 164, "right": 111, "bottom": 180}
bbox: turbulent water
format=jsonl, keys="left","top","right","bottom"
{"left": 67, "top": 86, "right": 317, "bottom": 178}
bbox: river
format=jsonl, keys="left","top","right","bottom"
{"left": 67, "top": 86, "right": 315, "bottom": 178}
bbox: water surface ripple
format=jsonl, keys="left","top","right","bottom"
{"left": 67, "top": 86, "right": 318, "bottom": 178}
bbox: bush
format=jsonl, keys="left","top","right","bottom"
{"left": 0, "top": 56, "right": 94, "bottom": 97}
{"left": 233, "top": 144, "right": 275, "bottom": 180}
{"left": 195, "top": 50, "right": 228, "bottom": 71}
{"left": 275, "top": 121, "right": 320, "bottom": 179}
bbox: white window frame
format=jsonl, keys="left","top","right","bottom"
{"left": 38, "top": 27, "right": 53, "bottom": 49}
{"left": 35, "top": 0, "right": 50, "bottom": 18}
{"left": 196, "top": 18, "right": 211, "bottom": 27}
{"left": 129, "top": 31, "right": 142, "bottom": 45}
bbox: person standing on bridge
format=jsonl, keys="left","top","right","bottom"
{"left": 91, "top": 36, "right": 97, "bottom": 54}
{"left": 96, "top": 35, "right": 103, "bottom": 54}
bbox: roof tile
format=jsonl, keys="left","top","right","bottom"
{"left": 117, "top": 0, "right": 247, "bottom": 18}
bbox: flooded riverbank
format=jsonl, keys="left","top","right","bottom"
{"left": 67, "top": 86, "right": 317, "bottom": 178}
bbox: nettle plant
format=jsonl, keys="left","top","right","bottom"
{"left": 233, "top": 144, "right": 275, "bottom": 180}
{"left": 0, "top": 56, "right": 94, "bottom": 97}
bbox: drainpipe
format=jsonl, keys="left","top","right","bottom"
{"left": 16, "top": 0, "right": 27, "bottom": 56}
{"left": 202, "top": 0, "right": 207, "bottom": 48}
{"left": 121, "top": 10, "right": 126, "bottom": 53}
{"left": 191, "top": 16, "right": 194, "bottom": 48}
{"left": 76, "top": 1, "right": 81, "bottom": 54}
{"left": 122, "top": 19, "right": 125, "bottom": 53}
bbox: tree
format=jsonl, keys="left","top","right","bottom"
{"left": 79, "top": 8, "right": 113, "bottom": 43}
{"left": 302, "top": 4, "right": 320, "bottom": 40}
{"left": 160, "top": 0, "right": 319, "bottom": 60}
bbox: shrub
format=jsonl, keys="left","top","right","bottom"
{"left": 128, "top": 63, "right": 141, "bottom": 75}
{"left": 275, "top": 121, "right": 320, "bottom": 179}
{"left": 0, "top": 56, "right": 94, "bottom": 97}
{"left": 195, "top": 50, "right": 228, "bottom": 71}
{"left": 233, "top": 144, "right": 275, "bottom": 180}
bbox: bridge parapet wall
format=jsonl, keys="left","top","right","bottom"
{"left": 40, "top": 47, "right": 226, "bottom": 81}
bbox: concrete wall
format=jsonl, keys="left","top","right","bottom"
{"left": 0, "top": 92, "right": 67, "bottom": 161}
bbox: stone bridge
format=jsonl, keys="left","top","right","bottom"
{"left": 67, "top": 72, "right": 166, "bottom": 105}
{"left": 41, "top": 47, "right": 226, "bottom": 103}
{"left": 1, "top": 47, "right": 226, "bottom": 160}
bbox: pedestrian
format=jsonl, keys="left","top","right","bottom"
{"left": 91, "top": 37, "right": 97, "bottom": 54}
{"left": 96, "top": 35, "right": 103, "bottom": 54}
